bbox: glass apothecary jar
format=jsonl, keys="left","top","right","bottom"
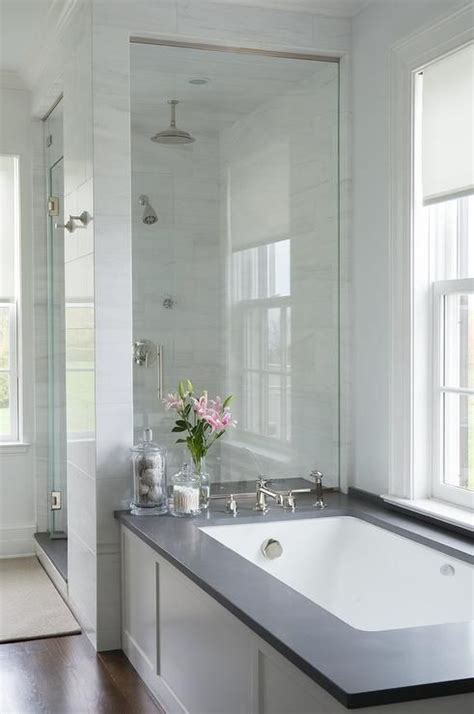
{"left": 130, "top": 429, "right": 167, "bottom": 516}
{"left": 171, "top": 463, "right": 201, "bottom": 517}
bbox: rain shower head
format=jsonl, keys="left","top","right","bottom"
{"left": 139, "top": 195, "right": 158, "bottom": 225}
{"left": 150, "top": 100, "right": 195, "bottom": 145}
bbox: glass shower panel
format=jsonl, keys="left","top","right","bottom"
{"left": 130, "top": 44, "right": 340, "bottom": 487}
{"left": 48, "top": 157, "right": 67, "bottom": 536}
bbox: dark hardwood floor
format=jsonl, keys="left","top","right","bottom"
{"left": 0, "top": 634, "right": 164, "bottom": 713}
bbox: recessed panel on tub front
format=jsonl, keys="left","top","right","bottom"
{"left": 158, "top": 557, "right": 254, "bottom": 714}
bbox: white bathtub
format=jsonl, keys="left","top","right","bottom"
{"left": 200, "top": 516, "right": 474, "bottom": 631}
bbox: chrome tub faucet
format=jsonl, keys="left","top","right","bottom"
{"left": 254, "top": 470, "right": 326, "bottom": 513}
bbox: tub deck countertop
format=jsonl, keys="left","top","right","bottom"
{"left": 116, "top": 489, "right": 474, "bottom": 709}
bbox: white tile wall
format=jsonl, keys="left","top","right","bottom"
{"left": 131, "top": 124, "right": 222, "bottom": 476}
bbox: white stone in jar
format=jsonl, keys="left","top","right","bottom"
{"left": 139, "top": 483, "right": 150, "bottom": 496}
{"left": 142, "top": 468, "right": 159, "bottom": 486}
{"left": 148, "top": 485, "right": 162, "bottom": 502}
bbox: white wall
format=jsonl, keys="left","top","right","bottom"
{"left": 351, "top": 0, "right": 468, "bottom": 495}
{"left": 0, "top": 75, "right": 37, "bottom": 557}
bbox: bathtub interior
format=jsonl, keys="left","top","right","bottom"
{"left": 200, "top": 516, "right": 474, "bottom": 631}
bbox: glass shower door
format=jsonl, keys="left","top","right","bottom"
{"left": 47, "top": 157, "right": 67, "bottom": 537}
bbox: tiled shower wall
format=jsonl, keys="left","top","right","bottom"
{"left": 131, "top": 127, "right": 222, "bottom": 477}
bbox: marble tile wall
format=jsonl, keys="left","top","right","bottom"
{"left": 62, "top": 0, "right": 98, "bottom": 646}
{"left": 131, "top": 124, "right": 222, "bottom": 478}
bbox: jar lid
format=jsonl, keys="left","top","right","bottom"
{"left": 173, "top": 462, "right": 199, "bottom": 484}
{"left": 131, "top": 428, "right": 165, "bottom": 453}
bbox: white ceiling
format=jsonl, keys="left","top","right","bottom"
{"left": 131, "top": 42, "right": 337, "bottom": 136}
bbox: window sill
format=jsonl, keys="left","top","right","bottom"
{"left": 0, "top": 442, "right": 31, "bottom": 455}
{"left": 381, "top": 495, "right": 473, "bottom": 531}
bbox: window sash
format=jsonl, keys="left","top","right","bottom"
{"left": 0, "top": 301, "right": 18, "bottom": 442}
{"left": 432, "top": 279, "right": 474, "bottom": 508}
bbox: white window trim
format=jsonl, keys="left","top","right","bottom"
{"left": 0, "top": 301, "right": 19, "bottom": 442}
{"left": 0, "top": 154, "right": 21, "bottom": 444}
{"left": 432, "top": 278, "right": 474, "bottom": 509}
{"left": 388, "top": 5, "right": 474, "bottom": 515}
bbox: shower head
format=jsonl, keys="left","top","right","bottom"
{"left": 139, "top": 195, "right": 158, "bottom": 225}
{"left": 150, "top": 100, "right": 196, "bottom": 145}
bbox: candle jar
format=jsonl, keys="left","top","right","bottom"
{"left": 130, "top": 429, "right": 167, "bottom": 516}
{"left": 171, "top": 463, "right": 201, "bottom": 517}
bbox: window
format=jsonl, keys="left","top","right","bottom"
{"left": 431, "top": 202, "right": 474, "bottom": 507}
{"left": 0, "top": 156, "right": 20, "bottom": 442}
{"left": 413, "top": 47, "right": 473, "bottom": 510}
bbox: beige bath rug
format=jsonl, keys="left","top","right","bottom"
{"left": 0, "top": 556, "right": 80, "bottom": 643}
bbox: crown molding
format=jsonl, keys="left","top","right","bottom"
{"left": 19, "top": 0, "right": 81, "bottom": 89}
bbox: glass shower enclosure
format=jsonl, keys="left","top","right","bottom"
{"left": 130, "top": 42, "right": 341, "bottom": 489}
{"left": 45, "top": 99, "right": 67, "bottom": 538}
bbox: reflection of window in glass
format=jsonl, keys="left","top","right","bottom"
{"left": 233, "top": 239, "right": 290, "bottom": 302}
{"left": 0, "top": 156, "right": 19, "bottom": 442}
{"left": 233, "top": 239, "right": 291, "bottom": 442}
{"left": 65, "top": 303, "right": 95, "bottom": 437}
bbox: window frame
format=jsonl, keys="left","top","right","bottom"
{"left": 432, "top": 278, "right": 474, "bottom": 508}
{"left": 0, "top": 300, "right": 19, "bottom": 442}
{"left": 0, "top": 154, "right": 21, "bottom": 443}
{"left": 388, "top": 5, "right": 474, "bottom": 519}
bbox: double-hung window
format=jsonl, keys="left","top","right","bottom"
{"left": 431, "top": 200, "right": 473, "bottom": 507}
{"left": 0, "top": 156, "right": 20, "bottom": 442}
{"left": 413, "top": 44, "right": 473, "bottom": 511}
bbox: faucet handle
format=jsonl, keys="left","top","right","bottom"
{"left": 257, "top": 475, "right": 270, "bottom": 488}
{"left": 310, "top": 469, "right": 326, "bottom": 509}
{"left": 282, "top": 491, "right": 296, "bottom": 511}
{"left": 225, "top": 494, "right": 238, "bottom": 517}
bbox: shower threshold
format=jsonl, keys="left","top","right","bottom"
{"left": 34, "top": 533, "right": 68, "bottom": 582}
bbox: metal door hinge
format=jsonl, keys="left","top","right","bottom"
{"left": 46, "top": 133, "right": 53, "bottom": 147}
{"left": 51, "top": 491, "right": 62, "bottom": 510}
{"left": 48, "top": 196, "right": 59, "bottom": 216}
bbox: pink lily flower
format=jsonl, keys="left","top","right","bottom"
{"left": 164, "top": 393, "right": 183, "bottom": 411}
{"left": 192, "top": 393, "right": 209, "bottom": 418}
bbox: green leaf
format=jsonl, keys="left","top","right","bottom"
{"left": 223, "top": 395, "right": 233, "bottom": 408}
{"left": 175, "top": 438, "right": 187, "bottom": 443}
{"left": 172, "top": 426, "right": 187, "bottom": 432}
{"left": 175, "top": 419, "right": 188, "bottom": 428}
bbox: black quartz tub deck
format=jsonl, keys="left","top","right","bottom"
{"left": 116, "top": 491, "right": 474, "bottom": 709}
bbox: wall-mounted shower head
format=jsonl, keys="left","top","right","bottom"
{"left": 139, "top": 195, "right": 158, "bottom": 225}
{"left": 150, "top": 100, "right": 195, "bottom": 145}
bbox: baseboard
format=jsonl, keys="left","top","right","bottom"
{"left": 122, "top": 629, "right": 188, "bottom": 714}
{"left": 0, "top": 523, "right": 36, "bottom": 557}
